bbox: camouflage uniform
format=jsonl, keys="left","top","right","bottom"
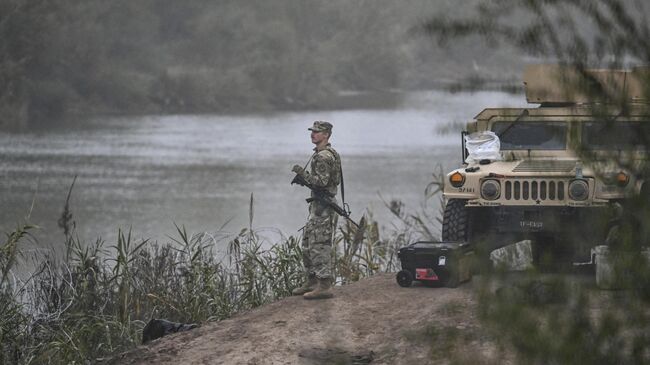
{"left": 300, "top": 144, "right": 341, "bottom": 279}
{"left": 293, "top": 121, "right": 341, "bottom": 281}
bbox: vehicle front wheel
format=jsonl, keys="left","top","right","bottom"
{"left": 442, "top": 199, "right": 469, "bottom": 242}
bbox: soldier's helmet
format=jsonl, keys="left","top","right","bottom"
{"left": 308, "top": 121, "right": 333, "bottom": 134}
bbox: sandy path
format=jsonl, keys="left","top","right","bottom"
{"left": 106, "top": 274, "right": 499, "bottom": 365}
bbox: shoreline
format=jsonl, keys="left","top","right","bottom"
{"left": 1, "top": 84, "right": 522, "bottom": 132}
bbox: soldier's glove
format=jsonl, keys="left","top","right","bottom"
{"left": 291, "top": 165, "right": 305, "bottom": 175}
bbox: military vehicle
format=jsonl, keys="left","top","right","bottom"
{"left": 442, "top": 65, "right": 650, "bottom": 262}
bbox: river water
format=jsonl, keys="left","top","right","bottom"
{"left": 0, "top": 91, "right": 525, "bottom": 252}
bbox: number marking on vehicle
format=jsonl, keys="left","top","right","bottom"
{"left": 520, "top": 221, "right": 543, "bottom": 229}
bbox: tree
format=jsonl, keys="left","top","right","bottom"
{"left": 422, "top": 1, "right": 650, "bottom": 363}
{"left": 0, "top": 0, "right": 54, "bottom": 128}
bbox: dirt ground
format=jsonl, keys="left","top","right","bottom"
{"left": 105, "top": 273, "right": 506, "bottom": 365}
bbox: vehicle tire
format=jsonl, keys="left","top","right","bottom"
{"left": 396, "top": 270, "right": 414, "bottom": 287}
{"left": 442, "top": 199, "right": 469, "bottom": 242}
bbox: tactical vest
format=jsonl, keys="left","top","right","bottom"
{"left": 309, "top": 146, "right": 340, "bottom": 197}
{"left": 325, "top": 146, "right": 341, "bottom": 187}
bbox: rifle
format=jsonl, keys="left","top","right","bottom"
{"left": 291, "top": 174, "right": 360, "bottom": 228}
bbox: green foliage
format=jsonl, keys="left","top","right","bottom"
{"left": 0, "top": 0, "right": 525, "bottom": 128}
{"left": 424, "top": 0, "right": 650, "bottom": 363}
{"left": 0, "top": 187, "right": 426, "bottom": 363}
{"left": 477, "top": 271, "right": 650, "bottom": 364}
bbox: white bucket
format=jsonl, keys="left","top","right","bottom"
{"left": 594, "top": 246, "right": 614, "bottom": 289}
{"left": 594, "top": 245, "right": 650, "bottom": 290}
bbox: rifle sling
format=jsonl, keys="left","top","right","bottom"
{"left": 340, "top": 163, "right": 346, "bottom": 212}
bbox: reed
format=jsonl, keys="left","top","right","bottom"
{"left": 0, "top": 184, "right": 441, "bottom": 364}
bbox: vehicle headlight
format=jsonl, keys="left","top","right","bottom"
{"left": 568, "top": 180, "right": 589, "bottom": 201}
{"left": 481, "top": 179, "right": 501, "bottom": 200}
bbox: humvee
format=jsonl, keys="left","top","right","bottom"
{"left": 442, "top": 65, "right": 650, "bottom": 262}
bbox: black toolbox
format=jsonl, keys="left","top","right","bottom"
{"left": 396, "top": 241, "right": 474, "bottom": 288}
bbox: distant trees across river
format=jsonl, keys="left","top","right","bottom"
{"left": 0, "top": 0, "right": 524, "bottom": 128}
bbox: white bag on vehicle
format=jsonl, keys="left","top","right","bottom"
{"left": 464, "top": 131, "right": 502, "bottom": 164}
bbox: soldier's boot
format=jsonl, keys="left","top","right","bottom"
{"left": 303, "top": 278, "right": 333, "bottom": 300}
{"left": 291, "top": 274, "right": 317, "bottom": 296}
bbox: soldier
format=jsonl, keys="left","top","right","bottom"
{"left": 291, "top": 121, "right": 341, "bottom": 300}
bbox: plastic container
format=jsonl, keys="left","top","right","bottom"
{"left": 464, "top": 131, "right": 502, "bottom": 164}
{"left": 396, "top": 241, "right": 474, "bottom": 288}
{"left": 594, "top": 245, "right": 650, "bottom": 289}
{"left": 594, "top": 246, "right": 614, "bottom": 289}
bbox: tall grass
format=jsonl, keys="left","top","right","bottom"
{"left": 0, "top": 182, "right": 442, "bottom": 364}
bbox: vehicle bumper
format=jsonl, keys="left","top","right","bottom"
{"left": 470, "top": 205, "right": 609, "bottom": 234}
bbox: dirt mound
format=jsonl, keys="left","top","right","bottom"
{"left": 106, "top": 274, "right": 500, "bottom": 364}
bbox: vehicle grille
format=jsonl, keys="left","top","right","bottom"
{"left": 503, "top": 179, "right": 566, "bottom": 201}
{"left": 513, "top": 160, "right": 576, "bottom": 173}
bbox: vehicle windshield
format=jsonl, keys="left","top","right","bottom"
{"left": 582, "top": 122, "right": 650, "bottom": 150}
{"left": 491, "top": 121, "right": 567, "bottom": 150}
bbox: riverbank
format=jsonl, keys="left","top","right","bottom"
{"left": 5, "top": 213, "right": 650, "bottom": 364}
{"left": 0, "top": 202, "right": 422, "bottom": 364}
{"left": 105, "top": 270, "right": 650, "bottom": 365}
{"left": 105, "top": 273, "right": 498, "bottom": 365}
